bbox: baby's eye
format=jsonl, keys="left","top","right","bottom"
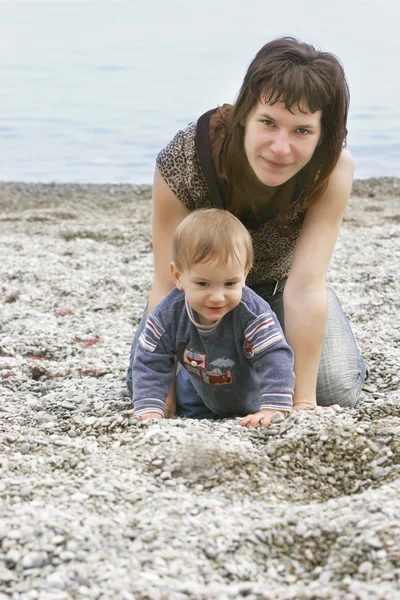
{"left": 225, "top": 282, "right": 236, "bottom": 287}
{"left": 196, "top": 281, "right": 208, "bottom": 287}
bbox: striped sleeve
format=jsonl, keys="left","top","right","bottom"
{"left": 259, "top": 392, "right": 293, "bottom": 412}
{"left": 243, "top": 311, "right": 294, "bottom": 412}
{"left": 132, "top": 314, "right": 175, "bottom": 416}
{"left": 244, "top": 312, "right": 282, "bottom": 356}
{"left": 138, "top": 314, "right": 165, "bottom": 353}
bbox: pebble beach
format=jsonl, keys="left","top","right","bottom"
{"left": 0, "top": 178, "right": 400, "bottom": 600}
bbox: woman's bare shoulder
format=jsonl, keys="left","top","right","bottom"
{"left": 334, "top": 147, "right": 355, "bottom": 176}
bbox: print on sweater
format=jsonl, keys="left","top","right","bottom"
{"left": 182, "top": 353, "right": 235, "bottom": 386}
{"left": 183, "top": 348, "right": 207, "bottom": 377}
{"left": 203, "top": 366, "right": 233, "bottom": 385}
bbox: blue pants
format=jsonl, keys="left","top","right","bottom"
{"left": 126, "top": 281, "right": 367, "bottom": 418}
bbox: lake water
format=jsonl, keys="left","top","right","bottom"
{"left": 1, "top": 0, "right": 400, "bottom": 184}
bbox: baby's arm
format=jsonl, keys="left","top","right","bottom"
{"left": 241, "top": 311, "right": 295, "bottom": 428}
{"left": 132, "top": 314, "right": 176, "bottom": 420}
{"left": 139, "top": 412, "right": 163, "bottom": 421}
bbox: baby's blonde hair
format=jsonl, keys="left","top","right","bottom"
{"left": 173, "top": 209, "right": 254, "bottom": 271}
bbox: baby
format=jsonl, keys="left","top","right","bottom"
{"left": 131, "top": 208, "right": 295, "bottom": 428}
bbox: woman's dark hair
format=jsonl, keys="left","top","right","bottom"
{"left": 217, "top": 37, "right": 350, "bottom": 216}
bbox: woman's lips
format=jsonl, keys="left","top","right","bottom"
{"left": 263, "top": 158, "right": 290, "bottom": 168}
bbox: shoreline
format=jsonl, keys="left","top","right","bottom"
{"left": 0, "top": 177, "right": 399, "bottom": 599}
{"left": 0, "top": 177, "right": 398, "bottom": 215}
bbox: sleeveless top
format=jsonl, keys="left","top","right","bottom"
{"left": 156, "top": 116, "right": 307, "bottom": 287}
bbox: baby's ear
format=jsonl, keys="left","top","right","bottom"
{"left": 243, "top": 265, "right": 252, "bottom": 284}
{"left": 170, "top": 262, "right": 183, "bottom": 290}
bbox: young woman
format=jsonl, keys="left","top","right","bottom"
{"left": 127, "top": 36, "right": 366, "bottom": 421}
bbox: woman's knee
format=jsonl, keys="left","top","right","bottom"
{"left": 316, "top": 285, "right": 367, "bottom": 408}
{"left": 316, "top": 361, "right": 366, "bottom": 408}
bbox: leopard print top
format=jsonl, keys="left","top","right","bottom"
{"left": 156, "top": 121, "right": 306, "bottom": 286}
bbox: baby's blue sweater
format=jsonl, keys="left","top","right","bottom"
{"left": 132, "top": 286, "right": 294, "bottom": 417}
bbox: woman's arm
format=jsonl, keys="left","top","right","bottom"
{"left": 283, "top": 149, "right": 355, "bottom": 409}
{"left": 148, "top": 165, "right": 190, "bottom": 314}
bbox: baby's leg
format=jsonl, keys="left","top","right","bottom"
{"left": 175, "top": 368, "right": 218, "bottom": 419}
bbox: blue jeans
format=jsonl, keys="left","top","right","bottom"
{"left": 126, "top": 281, "right": 367, "bottom": 417}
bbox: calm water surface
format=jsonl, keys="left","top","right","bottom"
{"left": 1, "top": 0, "right": 399, "bottom": 183}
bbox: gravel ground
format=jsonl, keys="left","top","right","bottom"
{"left": 0, "top": 179, "right": 399, "bottom": 600}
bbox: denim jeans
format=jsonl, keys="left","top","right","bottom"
{"left": 126, "top": 281, "right": 367, "bottom": 417}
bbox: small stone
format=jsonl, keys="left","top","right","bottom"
{"left": 304, "top": 548, "right": 315, "bottom": 562}
{"left": 264, "top": 428, "right": 279, "bottom": 436}
{"left": 123, "top": 529, "right": 139, "bottom": 540}
{"left": 366, "top": 536, "right": 384, "bottom": 549}
{"left": 5, "top": 548, "right": 20, "bottom": 566}
{"left": 367, "top": 439, "right": 380, "bottom": 453}
{"left": 52, "top": 535, "right": 65, "bottom": 545}
{"left": 271, "top": 412, "right": 285, "bottom": 424}
{"left": 358, "top": 561, "right": 373, "bottom": 577}
{"left": 20, "top": 441, "right": 30, "bottom": 454}
{"left": 295, "top": 522, "right": 308, "bottom": 537}
{"left": 47, "top": 572, "right": 66, "bottom": 588}
{"left": 371, "top": 466, "right": 386, "bottom": 480}
{"left": 0, "top": 567, "right": 18, "bottom": 582}
{"left": 319, "top": 569, "right": 333, "bottom": 585}
{"left": 59, "top": 550, "right": 75, "bottom": 561}
{"left": 61, "top": 401, "right": 75, "bottom": 410}
{"left": 21, "top": 551, "right": 48, "bottom": 569}
{"left": 204, "top": 546, "right": 219, "bottom": 559}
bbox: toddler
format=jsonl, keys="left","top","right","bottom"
{"left": 131, "top": 209, "right": 295, "bottom": 428}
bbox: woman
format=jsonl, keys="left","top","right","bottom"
{"left": 127, "top": 36, "right": 366, "bottom": 420}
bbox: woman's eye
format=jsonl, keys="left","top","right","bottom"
{"left": 262, "top": 120, "right": 275, "bottom": 127}
{"left": 297, "top": 128, "right": 310, "bottom": 135}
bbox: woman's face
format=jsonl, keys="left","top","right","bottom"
{"left": 243, "top": 98, "right": 322, "bottom": 187}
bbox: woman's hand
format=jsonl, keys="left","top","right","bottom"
{"left": 241, "top": 408, "right": 287, "bottom": 429}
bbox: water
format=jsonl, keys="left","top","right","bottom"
{"left": 1, "top": 0, "right": 399, "bottom": 184}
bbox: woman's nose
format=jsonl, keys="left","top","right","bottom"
{"left": 270, "top": 133, "right": 291, "bottom": 156}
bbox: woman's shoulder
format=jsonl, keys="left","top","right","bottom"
{"left": 156, "top": 120, "right": 211, "bottom": 210}
{"left": 313, "top": 147, "right": 355, "bottom": 208}
{"left": 156, "top": 120, "right": 197, "bottom": 172}
{"left": 333, "top": 147, "right": 355, "bottom": 177}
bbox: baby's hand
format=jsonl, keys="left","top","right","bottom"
{"left": 240, "top": 408, "right": 286, "bottom": 429}
{"left": 139, "top": 412, "right": 163, "bottom": 421}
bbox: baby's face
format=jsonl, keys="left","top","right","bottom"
{"left": 174, "top": 254, "right": 248, "bottom": 326}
